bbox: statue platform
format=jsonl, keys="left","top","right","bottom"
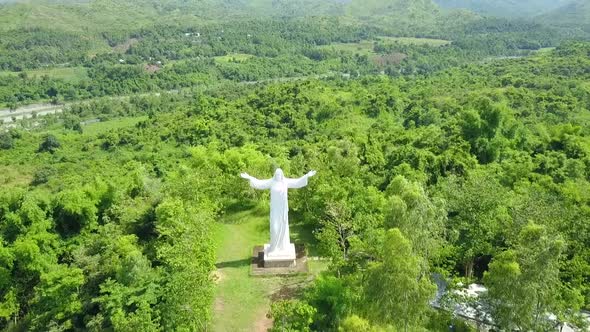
{"left": 250, "top": 244, "right": 309, "bottom": 277}
{"left": 263, "top": 243, "right": 296, "bottom": 268}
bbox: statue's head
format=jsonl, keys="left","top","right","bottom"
{"left": 274, "top": 168, "right": 284, "bottom": 181}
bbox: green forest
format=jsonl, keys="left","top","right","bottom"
{"left": 1, "top": 0, "right": 589, "bottom": 331}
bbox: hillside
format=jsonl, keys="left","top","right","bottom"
{"left": 2, "top": 0, "right": 590, "bottom": 330}
{"left": 242, "top": 0, "right": 347, "bottom": 16}
{"left": 1, "top": 42, "right": 589, "bottom": 330}
{"left": 0, "top": 0, "right": 209, "bottom": 32}
{"left": 434, "top": 0, "right": 572, "bottom": 18}
{"left": 537, "top": 0, "right": 590, "bottom": 32}
{"left": 0, "top": 0, "right": 443, "bottom": 26}
{"left": 345, "top": 0, "right": 439, "bottom": 18}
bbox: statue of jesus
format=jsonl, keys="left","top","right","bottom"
{"left": 241, "top": 168, "right": 316, "bottom": 260}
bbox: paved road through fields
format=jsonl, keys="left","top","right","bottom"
{"left": 0, "top": 103, "right": 64, "bottom": 123}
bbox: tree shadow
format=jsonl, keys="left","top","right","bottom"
{"left": 256, "top": 221, "right": 269, "bottom": 234}
{"left": 215, "top": 258, "right": 252, "bottom": 269}
{"left": 224, "top": 200, "right": 259, "bottom": 214}
{"left": 220, "top": 200, "right": 268, "bottom": 225}
{"left": 289, "top": 213, "right": 320, "bottom": 257}
{"left": 270, "top": 279, "right": 308, "bottom": 301}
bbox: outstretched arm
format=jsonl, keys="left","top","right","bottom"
{"left": 286, "top": 170, "right": 316, "bottom": 189}
{"left": 241, "top": 173, "right": 272, "bottom": 190}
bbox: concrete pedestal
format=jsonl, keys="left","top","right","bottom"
{"left": 250, "top": 245, "right": 308, "bottom": 276}
{"left": 263, "top": 243, "right": 296, "bottom": 268}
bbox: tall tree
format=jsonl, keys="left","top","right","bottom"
{"left": 439, "top": 169, "right": 511, "bottom": 278}
{"left": 483, "top": 223, "right": 576, "bottom": 330}
{"left": 305, "top": 275, "right": 352, "bottom": 331}
{"left": 155, "top": 198, "right": 215, "bottom": 331}
{"left": 363, "top": 228, "right": 435, "bottom": 332}
{"left": 29, "top": 265, "right": 84, "bottom": 331}
{"left": 384, "top": 175, "right": 445, "bottom": 272}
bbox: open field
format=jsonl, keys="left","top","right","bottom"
{"left": 214, "top": 53, "right": 256, "bottom": 63}
{"left": 536, "top": 47, "right": 557, "bottom": 53}
{"left": 319, "top": 36, "right": 451, "bottom": 55}
{"left": 320, "top": 40, "right": 377, "bottom": 55}
{"left": 378, "top": 36, "right": 451, "bottom": 46}
{"left": 81, "top": 116, "right": 148, "bottom": 136}
{"left": 0, "top": 66, "right": 88, "bottom": 83}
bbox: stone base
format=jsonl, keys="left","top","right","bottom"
{"left": 263, "top": 243, "right": 296, "bottom": 268}
{"left": 250, "top": 245, "right": 309, "bottom": 277}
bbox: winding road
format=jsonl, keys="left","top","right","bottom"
{"left": 0, "top": 103, "right": 64, "bottom": 124}
{"left": 0, "top": 71, "right": 347, "bottom": 126}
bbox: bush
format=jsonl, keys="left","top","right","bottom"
{"left": 426, "top": 310, "right": 475, "bottom": 332}
{"left": 268, "top": 300, "right": 316, "bottom": 332}
{"left": 339, "top": 315, "right": 371, "bottom": 332}
{"left": 38, "top": 134, "right": 61, "bottom": 153}
{"left": 0, "top": 132, "right": 14, "bottom": 150}
{"left": 53, "top": 189, "right": 98, "bottom": 235}
{"left": 31, "top": 166, "right": 57, "bottom": 186}
{"left": 306, "top": 275, "right": 351, "bottom": 330}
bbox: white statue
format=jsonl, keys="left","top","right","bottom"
{"left": 241, "top": 168, "right": 316, "bottom": 261}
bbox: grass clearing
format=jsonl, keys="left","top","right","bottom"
{"left": 214, "top": 53, "right": 255, "bottom": 64}
{"left": 212, "top": 203, "right": 326, "bottom": 331}
{"left": 0, "top": 165, "right": 33, "bottom": 188}
{"left": 0, "top": 66, "right": 88, "bottom": 83}
{"left": 377, "top": 36, "right": 451, "bottom": 46}
{"left": 319, "top": 36, "right": 451, "bottom": 55}
{"left": 535, "top": 47, "right": 556, "bottom": 53}
{"left": 82, "top": 116, "right": 148, "bottom": 136}
{"left": 320, "top": 40, "right": 376, "bottom": 55}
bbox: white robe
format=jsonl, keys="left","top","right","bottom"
{"left": 248, "top": 174, "right": 309, "bottom": 254}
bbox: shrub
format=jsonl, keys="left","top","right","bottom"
{"left": 268, "top": 300, "right": 316, "bottom": 332}
{"left": 0, "top": 132, "right": 14, "bottom": 150}
{"left": 38, "top": 134, "right": 61, "bottom": 153}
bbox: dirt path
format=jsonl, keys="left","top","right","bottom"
{"left": 253, "top": 308, "right": 273, "bottom": 332}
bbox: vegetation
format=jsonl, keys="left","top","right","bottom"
{"left": 1, "top": 0, "right": 589, "bottom": 331}
{"left": 435, "top": 0, "right": 572, "bottom": 18}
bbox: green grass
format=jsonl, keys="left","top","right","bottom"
{"left": 535, "top": 47, "right": 557, "bottom": 53}
{"left": 320, "top": 40, "right": 376, "bottom": 55}
{"left": 377, "top": 36, "right": 451, "bottom": 46}
{"left": 0, "top": 66, "right": 88, "bottom": 83}
{"left": 82, "top": 116, "right": 148, "bottom": 136}
{"left": 211, "top": 203, "right": 326, "bottom": 331}
{"left": 214, "top": 53, "right": 256, "bottom": 64}
{"left": 319, "top": 36, "right": 451, "bottom": 56}
{"left": 0, "top": 165, "right": 33, "bottom": 188}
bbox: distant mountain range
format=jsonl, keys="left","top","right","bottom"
{"left": 0, "top": 0, "right": 442, "bottom": 31}
{"left": 0, "top": 0, "right": 439, "bottom": 17}
{"left": 433, "top": 0, "right": 590, "bottom": 33}
{"left": 0, "top": 0, "right": 587, "bottom": 33}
